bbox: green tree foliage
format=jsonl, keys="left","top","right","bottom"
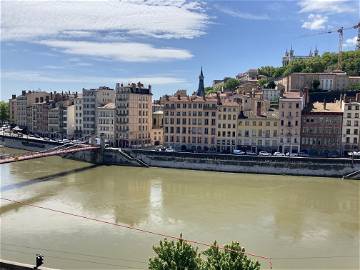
{"left": 258, "top": 50, "right": 360, "bottom": 79}
{"left": 149, "top": 238, "right": 261, "bottom": 270}
{"left": 202, "top": 242, "right": 261, "bottom": 270}
{"left": 312, "top": 79, "right": 320, "bottom": 90}
{"left": 224, "top": 78, "right": 240, "bottom": 91}
{"left": 0, "top": 101, "right": 9, "bottom": 123}
{"left": 205, "top": 87, "right": 217, "bottom": 95}
{"left": 149, "top": 238, "right": 202, "bottom": 270}
{"left": 258, "top": 78, "right": 268, "bottom": 87}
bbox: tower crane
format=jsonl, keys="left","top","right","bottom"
{"left": 301, "top": 22, "right": 360, "bottom": 71}
{"left": 324, "top": 22, "right": 360, "bottom": 71}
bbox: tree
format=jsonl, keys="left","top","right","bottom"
{"left": 202, "top": 242, "right": 261, "bottom": 270}
{"left": 149, "top": 238, "right": 261, "bottom": 270}
{"left": 267, "top": 81, "right": 276, "bottom": 89}
{"left": 149, "top": 237, "right": 202, "bottom": 270}
{"left": 205, "top": 87, "right": 217, "bottom": 95}
{"left": 224, "top": 78, "right": 240, "bottom": 91}
{"left": 0, "top": 101, "right": 9, "bottom": 124}
{"left": 258, "top": 78, "right": 268, "bottom": 87}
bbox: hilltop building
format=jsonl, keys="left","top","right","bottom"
{"left": 282, "top": 46, "right": 319, "bottom": 66}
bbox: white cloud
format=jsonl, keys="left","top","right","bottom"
{"left": 2, "top": 70, "right": 186, "bottom": 85}
{"left": 298, "top": 0, "right": 355, "bottom": 14}
{"left": 214, "top": 5, "right": 269, "bottom": 20}
{"left": 1, "top": 0, "right": 209, "bottom": 41}
{"left": 37, "top": 40, "right": 193, "bottom": 62}
{"left": 302, "top": 14, "right": 328, "bottom": 30}
{"left": 344, "top": 36, "right": 358, "bottom": 48}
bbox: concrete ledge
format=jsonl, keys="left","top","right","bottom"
{"left": 0, "top": 259, "right": 58, "bottom": 270}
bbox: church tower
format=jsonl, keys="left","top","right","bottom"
{"left": 196, "top": 67, "right": 205, "bottom": 96}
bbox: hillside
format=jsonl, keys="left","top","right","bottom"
{"left": 258, "top": 50, "right": 360, "bottom": 79}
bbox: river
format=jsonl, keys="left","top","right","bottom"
{"left": 0, "top": 147, "right": 359, "bottom": 269}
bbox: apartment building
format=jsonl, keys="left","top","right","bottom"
{"left": 114, "top": 82, "right": 152, "bottom": 148}
{"left": 341, "top": 99, "right": 360, "bottom": 152}
{"left": 66, "top": 104, "right": 75, "bottom": 138}
{"left": 96, "top": 103, "right": 115, "bottom": 144}
{"left": 163, "top": 93, "right": 218, "bottom": 152}
{"left": 237, "top": 110, "right": 279, "bottom": 153}
{"left": 28, "top": 102, "right": 49, "bottom": 135}
{"left": 151, "top": 110, "right": 164, "bottom": 146}
{"left": 74, "top": 95, "right": 83, "bottom": 138}
{"left": 216, "top": 101, "right": 240, "bottom": 152}
{"left": 82, "top": 86, "right": 115, "bottom": 137}
{"left": 301, "top": 101, "right": 343, "bottom": 156}
{"left": 278, "top": 91, "right": 304, "bottom": 153}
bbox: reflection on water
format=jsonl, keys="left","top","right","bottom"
{"left": 0, "top": 147, "right": 359, "bottom": 269}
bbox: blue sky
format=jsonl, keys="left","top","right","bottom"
{"left": 1, "top": 0, "right": 359, "bottom": 101}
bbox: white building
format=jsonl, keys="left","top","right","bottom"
{"left": 96, "top": 103, "right": 115, "bottom": 144}
{"left": 341, "top": 100, "right": 360, "bottom": 152}
{"left": 82, "top": 87, "right": 115, "bottom": 137}
{"left": 66, "top": 104, "right": 75, "bottom": 138}
{"left": 262, "top": 88, "right": 280, "bottom": 102}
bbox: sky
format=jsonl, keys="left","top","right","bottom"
{"left": 1, "top": 0, "right": 360, "bottom": 101}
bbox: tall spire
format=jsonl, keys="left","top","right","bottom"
{"left": 196, "top": 67, "right": 205, "bottom": 96}
{"left": 314, "top": 46, "right": 319, "bottom": 56}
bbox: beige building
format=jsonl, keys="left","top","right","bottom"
{"left": 151, "top": 110, "right": 164, "bottom": 145}
{"left": 28, "top": 102, "right": 49, "bottom": 135}
{"left": 114, "top": 82, "right": 152, "bottom": 148}
{"left": 341, "top": 99, "right": 360, "bottom": 152}
{"left": 97, "top": 103, "right": 115, "bottom": 144}
{"left": 237, "top": 110, "right": 279, "bottom": 153}
{"left": 163, "top": 93, "right": 218, "bottom": 152}
{"left": 66, "top": 104, "right": 75, "bottom": 138}
{"left": 217, "top": 101, "right": 240, "bottom": 152}
{"left": 277, "top": 72, "right": 360, "bottom": 92}
{"left": 74, "top": 95, "right": 83, "bottom": 138}
{"left": 279, "top": 92, "right": 304, "bottom": 153}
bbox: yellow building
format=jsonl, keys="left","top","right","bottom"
{"left": 237, "top": 110, "right": 279, "bottom": 153}
{"left": 217, "top": 101, "right": 240, "bottom": 152}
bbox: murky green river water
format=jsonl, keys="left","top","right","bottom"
{"left": 0, "top": 147, "right": 359, "bottom": 269}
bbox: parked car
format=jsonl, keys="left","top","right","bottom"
{"left": 165, "top": 147, "right": 175, "bottom": 152}
{"left": 273, "top": 151, "right": 285, "bottom": 157}
{"left": 245, "top": 151, "right": 257, "bottom": 156}
{"left": 233, "top": 149, "right": 245, "bottom": 155}
{"left": 285, "top": 152, "right": 298, "bottom": 157}
{"left": 258, "top": 151, "right": 271, "bottom": 156}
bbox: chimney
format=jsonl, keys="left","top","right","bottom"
{"left": 22, "top": 90, "right": 26, "bottom": 96}
{"left": 12, "top": 94, "right": 16, "bottom": 99}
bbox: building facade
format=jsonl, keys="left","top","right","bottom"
{"left": 114, "top": 83, "right": 152, "bottom": 148}
{"left": 163, "top": 93, "right": 218, "bottom": 152}
{"left": 301, "top": 102, "right": 343, "bottom": 156}
{"left": 216, "top": 101, "right": 239, "bottom": 152}
{"left": 237, "top": 110, "right": 279, "bottom": 153}
{"left": 278, "top": 92, "right": 304, "bottom": 153}
{"left": 341, "top": 100, "right": 360, "bottom": 152}
{"left": 151, "top": 110, "right": 164, "bottom": 146}
{"left": 74, "top": 95, "right": 83, "bottom": 138}
{"left": 96, "top": 103, "right": 115, "bottom": 144}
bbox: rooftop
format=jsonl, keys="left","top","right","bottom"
{"left": 307, "top": 102, "right": 342, "bottom": 113}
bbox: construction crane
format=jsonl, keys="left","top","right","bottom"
{"left": 324, "top": 22, "right": 360, "bottom": 70}
{"left": 300, "top": 22, "right": 360, "bottom": 70}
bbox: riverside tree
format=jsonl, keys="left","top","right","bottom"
{"left": 149, "top": 237, "right": 261, "bottom": 270}
{"left": 0, "top": 101, "right": 9, "bottom": 124}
